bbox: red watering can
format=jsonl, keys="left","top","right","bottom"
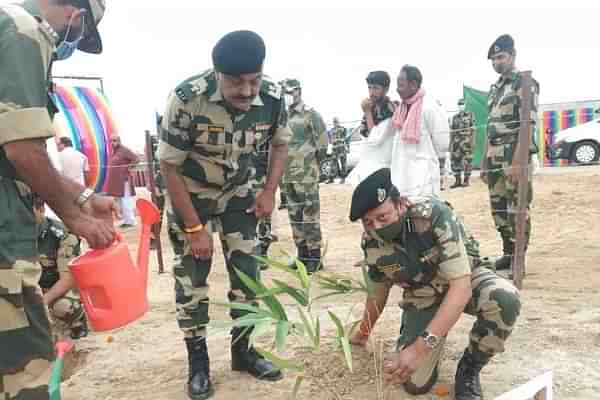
{"left": 69, "top": 199, "right": 160, "bottom": 331}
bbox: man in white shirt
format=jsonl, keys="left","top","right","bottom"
{"left": 390, "top": 65, "right": 449, "bottom": 198}
{"left": 57, "top": 136, "right": 89, "bottom": 187}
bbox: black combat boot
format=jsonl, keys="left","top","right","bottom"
{"left": 184, "top": 337, "right": 213, "bottom": 400}
{"left": 231, "top": 327, "right": 283, "bottom": 381}
{"left": 289, "top": 245, "right": 308, "bottom": 269}
{"left": 454, "top": 349, "right": 491, "bottom": 400}
{"left": 304, "top": 248, "right": 323, "bottom": 274}
{"left": 450, "top": 174, "right": 463, "bottom": 188}
{"left": 494, "top": 234, "right": 514, "bottom": 271}
{"left": 256, "top": 241, "right": 271, "bottom": 271}
{"left": 463, "top": 174, "right": 471, "bottom": 187}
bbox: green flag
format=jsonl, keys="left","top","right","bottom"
{"left": 463, "top": 85, "right": 489, "bottom": 167}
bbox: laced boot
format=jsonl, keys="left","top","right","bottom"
{"left": 231, "top": 327, "right": 283, "bottom": 381}
{"left": 304, "top": 248, "right": 323, "bottom": 274}
{"left": 454, "top": 349, "right": 491, "bottom": 400}
{"left": 184, "top": 337, "right": 213, "bottom": 400}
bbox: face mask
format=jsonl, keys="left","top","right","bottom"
{"left": 54, "top": 14, "right": 85, "bottom": 61}
{"left": 458, "top": 105, "right": 465, "bottom": 112}
{"left": 368, "top": 214, "right": 406, "bottom": 242}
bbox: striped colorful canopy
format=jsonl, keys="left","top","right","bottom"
{"left": 52, "top": 85, "right": 117, "bottom": 192}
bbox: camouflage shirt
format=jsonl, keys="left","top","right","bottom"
{"left": 159, "top": 70, "right": 290, "bottom": 221}
{"left": 282, "top": 102, "right": 328, "bottom": 184}
{"left": 331, "top": 125, "right": 347, "bottom": 153}
{"left": 38, "top": 218, "right": 80, "bottom": 291}
{"left": 364, "top": 197, "right": 479, "bottom": 310}
{"left": 359, "top": 97, "right": 397, "bottom": 138}
{"left": 0, "top": 0, "right": 58, "bottom": 264}
{"left": 487, "top": 70, "right": 539, "bottom": 146}
{"left": 451, "top": 111, "right": 475, "bottom": 138}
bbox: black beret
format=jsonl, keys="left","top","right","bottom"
{"left": 488, "top": 34, "right": 514, "bottom": 59}
{"left": 212, "top": 30, "right": 266, "bottom": 75}
{"left": 349, "top": 168, "right": 399, "bottom": 222}
{"left": 457, "top": 98, "right": 465, "bottom": 106}
{"left": 366, "top": 71, "right": 391, "bottom": 88}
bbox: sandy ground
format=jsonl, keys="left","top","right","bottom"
{"left": 61, "top": 168, "right": 600, "bottom": 400}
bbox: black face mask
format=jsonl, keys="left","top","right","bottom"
{"left": 368, "top": 211, "right": 407, "bottom": 242}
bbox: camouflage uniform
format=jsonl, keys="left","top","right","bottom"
{"left": 330, "top": 124, "right": 348, "bottom": 180}
{"left": 0, "top": 2, "right": 58, "bottom": 398}
{"left": 159, "top": 70, "right": 290, "bottom": 338}
{"left": 450, "top": 110, "right": 475, "bottom": 181}
{"left": 359, "top": 97, "right": 397, "bottom": 138}
{"left": 364, "top": 198, "right": 521, "bottom": 393}
{"left": 281, "top": 102, "right": 328, "bottom": 265}
{"left": 486, "top": 71, "right": 538, "bottom": 258}
{"left": 38, "top": 218, "right": 87, "bottom": 340}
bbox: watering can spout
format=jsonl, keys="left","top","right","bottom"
{"left": 135, "top": 199, "right": 160, "bottom": 292}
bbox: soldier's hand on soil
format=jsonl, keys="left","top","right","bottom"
{"left": 383, "top": 342, "right": 430, "bottom": 385}
{"left": 188, "top": 230, "right": 213, "bottom": 260}
{"left": 248, "top": 189, "right": 275, "bottom": 218}
{"left": 349, "top": 329, "right": 369, "bottom": 347}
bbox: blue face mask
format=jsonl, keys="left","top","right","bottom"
{"left": 54, "top": 14, "right": 85, "bottom": 61}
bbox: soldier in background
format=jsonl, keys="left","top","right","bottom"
{"left": 481, "top": 34, "right": 539, "bottom": 271}
{"left": 450, "top": 99, "right": 476, "bottom": 188}
{"left": 359, "top": 70, "right": 397, "bottom": 138}
{"left": 34, "top": 198, "right": 88, "bottom": 340}
{"left": 281, "top": 78, "right": 328, "bottom": 273}
{"left": 159, "top": 31, "right": 289, "bottom": 399}
{"left": 329, "top": 117, "right": 348, "bottom": 183}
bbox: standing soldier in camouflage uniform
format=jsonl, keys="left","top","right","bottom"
{"left": 0, "top": 2, "right": 114, "bottom": 399}
{"left": 34, "top": 199, "right": 88, "bottom": 340}
{"left": 450, "top": 99, "right": 476, "bottom": 188}
{"left": 349, "top": 169, "right": 521, "bottom": 400}
{"left": 329, "top": 117, "right": 348, "bottom": 183}
{"left": 481, "top": 34, "right": 539, "bottom": 271}
{"left": 281, "top": 79, "right": 328, "bottom": 273}
{"left": 159, "top": 31, "right": 289, "bottom": 399}
{"left": 359, "top": 71, "right": 397, "bottom": 138}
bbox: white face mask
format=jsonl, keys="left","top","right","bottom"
{"left": 458, "top": 105, "right": 465, "bottom": 112}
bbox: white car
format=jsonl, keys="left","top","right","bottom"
{"left": 346, "top": 126, "right": 364, "bottom": 171}
{"left": 549, "top": 119, "right": 600, "bottom": 164}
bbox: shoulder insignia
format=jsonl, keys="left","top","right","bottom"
{"left": 174, "top": 70, "right": 213, "bottom": 104}
{"left": 260, "top": 75, "right": 282, "bottom": 100}
{"left": 48, "top": 221, "right": 66, "bottom": 240}
{"left": 407, "top": 199, "right": 434, "bottom": 220}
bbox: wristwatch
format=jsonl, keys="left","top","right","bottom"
{"left": 75, "top": 188, "right": 95, "bottom": 207}
{"left": 420, "top": 331, "right": 441, "bottom": 350}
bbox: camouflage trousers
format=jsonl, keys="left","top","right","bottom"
{"left": 281, "top": 181, "right": 322, "bottom": 251}
{"left": 396, "top": 267, "right": 521, "bottom": 392}
{"left": 174, "top": 206, "right": 259, "bottom": 339}
{"left": 166, "top": 208, "right": 185, "bottom": 257}
{"left": 450, "top": 133, "right": 474, "bottom": 176}
{"left": 485, "top": 143, "right": 533, "bottom": 248}
{"left": 0, "top": 260, "right": 54, "bottom": 400}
